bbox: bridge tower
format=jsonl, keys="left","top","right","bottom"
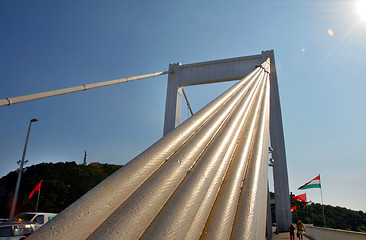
{"left": 163, "top": 50, "right": 292, "bottom": 233}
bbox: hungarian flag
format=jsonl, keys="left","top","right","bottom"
{"left": 292, "top": 193, "right": 307, "bottom": 202}
{"left": 298, "top": 175, "right": 321, "bottom": 190}
{"left": 29, "top": 180, "right": 42, "bottom": 199}
{"left": 291, "top": 205, "right": 297, "bottom": 211}
{"left": 303, "top": 201, "right": 312, "bottom": 209}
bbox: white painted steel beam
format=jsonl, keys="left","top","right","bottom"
{"left": 29, "top": 60, "right": 271, "bottom": 240}
{"left": 262, "top": 51, "right": 292, "bottom": 232}
{"left": 163, "top": 54, "right": 263, "bottom": 135}
{"left": 177, "top": 54, "right": 263, "bottom": 86}
{"left": 164, "top": 63, "right": 183, "bottom": 135}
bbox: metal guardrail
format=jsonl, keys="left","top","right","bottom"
{"left": 305, "top": 225, "right": 366, "bottom": 240}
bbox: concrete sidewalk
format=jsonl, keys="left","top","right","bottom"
{"left": 273, "top": 232, "right": 310, "bottom": 240}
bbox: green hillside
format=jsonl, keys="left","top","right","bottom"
{"left": 289, "top": 196, "right": 366, "bottom": 232}
{"left": 1, "top": 162, "right": 365, "bottom": 233}
{"left": 0, "top": 162, "right": 121, "bottom": 218}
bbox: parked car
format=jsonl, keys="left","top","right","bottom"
{"left": 0, "top": 220, "right": 8, "bottom": 225}
{"left": 0, "top": 223, "right": 41, "bottom": 240}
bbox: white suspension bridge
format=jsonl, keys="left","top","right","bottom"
{"left": 2, "top": 50, "right": 293, "bottom": 240}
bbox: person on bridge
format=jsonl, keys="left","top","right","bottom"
{"left": 289, "top": 224, "right": 295, "bottom": 240}
{"left": 296, "top": 220, "right": 305, "bottom": 240}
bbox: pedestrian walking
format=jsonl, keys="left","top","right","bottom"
{"left": 289, "top": 224, "right": 295, "bottom": 240}
{"left": 296, "top": 220, "right": 305, "bottom": 240}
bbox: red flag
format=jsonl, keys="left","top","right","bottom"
{"left": 29, "top": 181, "right": 42, "bottom": 199}
{"left": 292, "top": 193, "right": 307, "bottom": 202}
{"left": 291, "top": 205, "right": 297, "bottom": 211}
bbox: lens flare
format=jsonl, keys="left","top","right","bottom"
{"left": 357, "top": 0, "right": 366, "bottom": 21}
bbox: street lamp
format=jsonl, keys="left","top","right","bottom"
{"left": 9, "top": 118, "right": 38, "bottom": 219}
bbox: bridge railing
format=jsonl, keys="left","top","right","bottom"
{"left": 305, "top": 225, "right": 366, "bottom": 240}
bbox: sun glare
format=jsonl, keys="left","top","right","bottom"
{"left": 357, "top": 0, "right": 366, "bottom": 21}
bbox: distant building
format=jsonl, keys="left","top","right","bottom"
{"left": 83, "top": 151, "right": 87, "bottom": 166}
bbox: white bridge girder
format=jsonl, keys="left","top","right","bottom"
{"left": 163, "top": 50, "right": 292, "bottom": 233}
{"left": 164, "top": 54, "right": 263, "bottom": 135}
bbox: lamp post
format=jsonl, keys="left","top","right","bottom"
{"left": 9, "top": 118, "right": 38, "bottom": 219}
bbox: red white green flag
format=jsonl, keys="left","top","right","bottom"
{"left": 303, "top": 201, "right": 312, "bottom": 209}
{"left": 298, "top": 175, "right": 321, "bottom": 190}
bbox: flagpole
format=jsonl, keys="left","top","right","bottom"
{"left": 35, "top": 188, "right": 41, "bottom": 212}
{"left": 311, "top": 203, "right": 313, "bottom": 225}
{"left": 319, "top": 174, "right": 326, "bottom": 227}
{"left": 295, "top": 205, "right": 298, "bottom": 223}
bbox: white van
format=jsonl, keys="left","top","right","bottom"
{"left": 13, "top": 212, "right": 57, "bottom": 225}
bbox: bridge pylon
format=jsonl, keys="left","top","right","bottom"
{"left": 163, "top": 50, "right": 292, "bottom": 233}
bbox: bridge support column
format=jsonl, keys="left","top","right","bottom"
{"left": 266, "top": 184, "right": 273, "bottom": 240}
{"left": 163, "top": 63, "right": 182, "bottom": 136}
{"left": 262, "top": 50, "right": 292, "bottom": 232}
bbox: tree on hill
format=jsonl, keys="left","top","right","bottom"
{"left": 0, "top": 162, "right": 121, "bottom": 218}
{"left": 290, "top": 196, "right": 366, "bottom": 232}
{"left": 2, "top": 165, "right": 365, "bottom": 233}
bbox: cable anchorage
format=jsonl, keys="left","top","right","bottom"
{"left": 255, "top": 65, "right": 270, "bottom": 74}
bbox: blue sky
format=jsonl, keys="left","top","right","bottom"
{"left": 1, "top": 0, "right": 365, "bottom": 212}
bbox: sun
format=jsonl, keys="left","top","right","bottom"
{"left": 357, "top": 0, "right": 366, "bottom": 21}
